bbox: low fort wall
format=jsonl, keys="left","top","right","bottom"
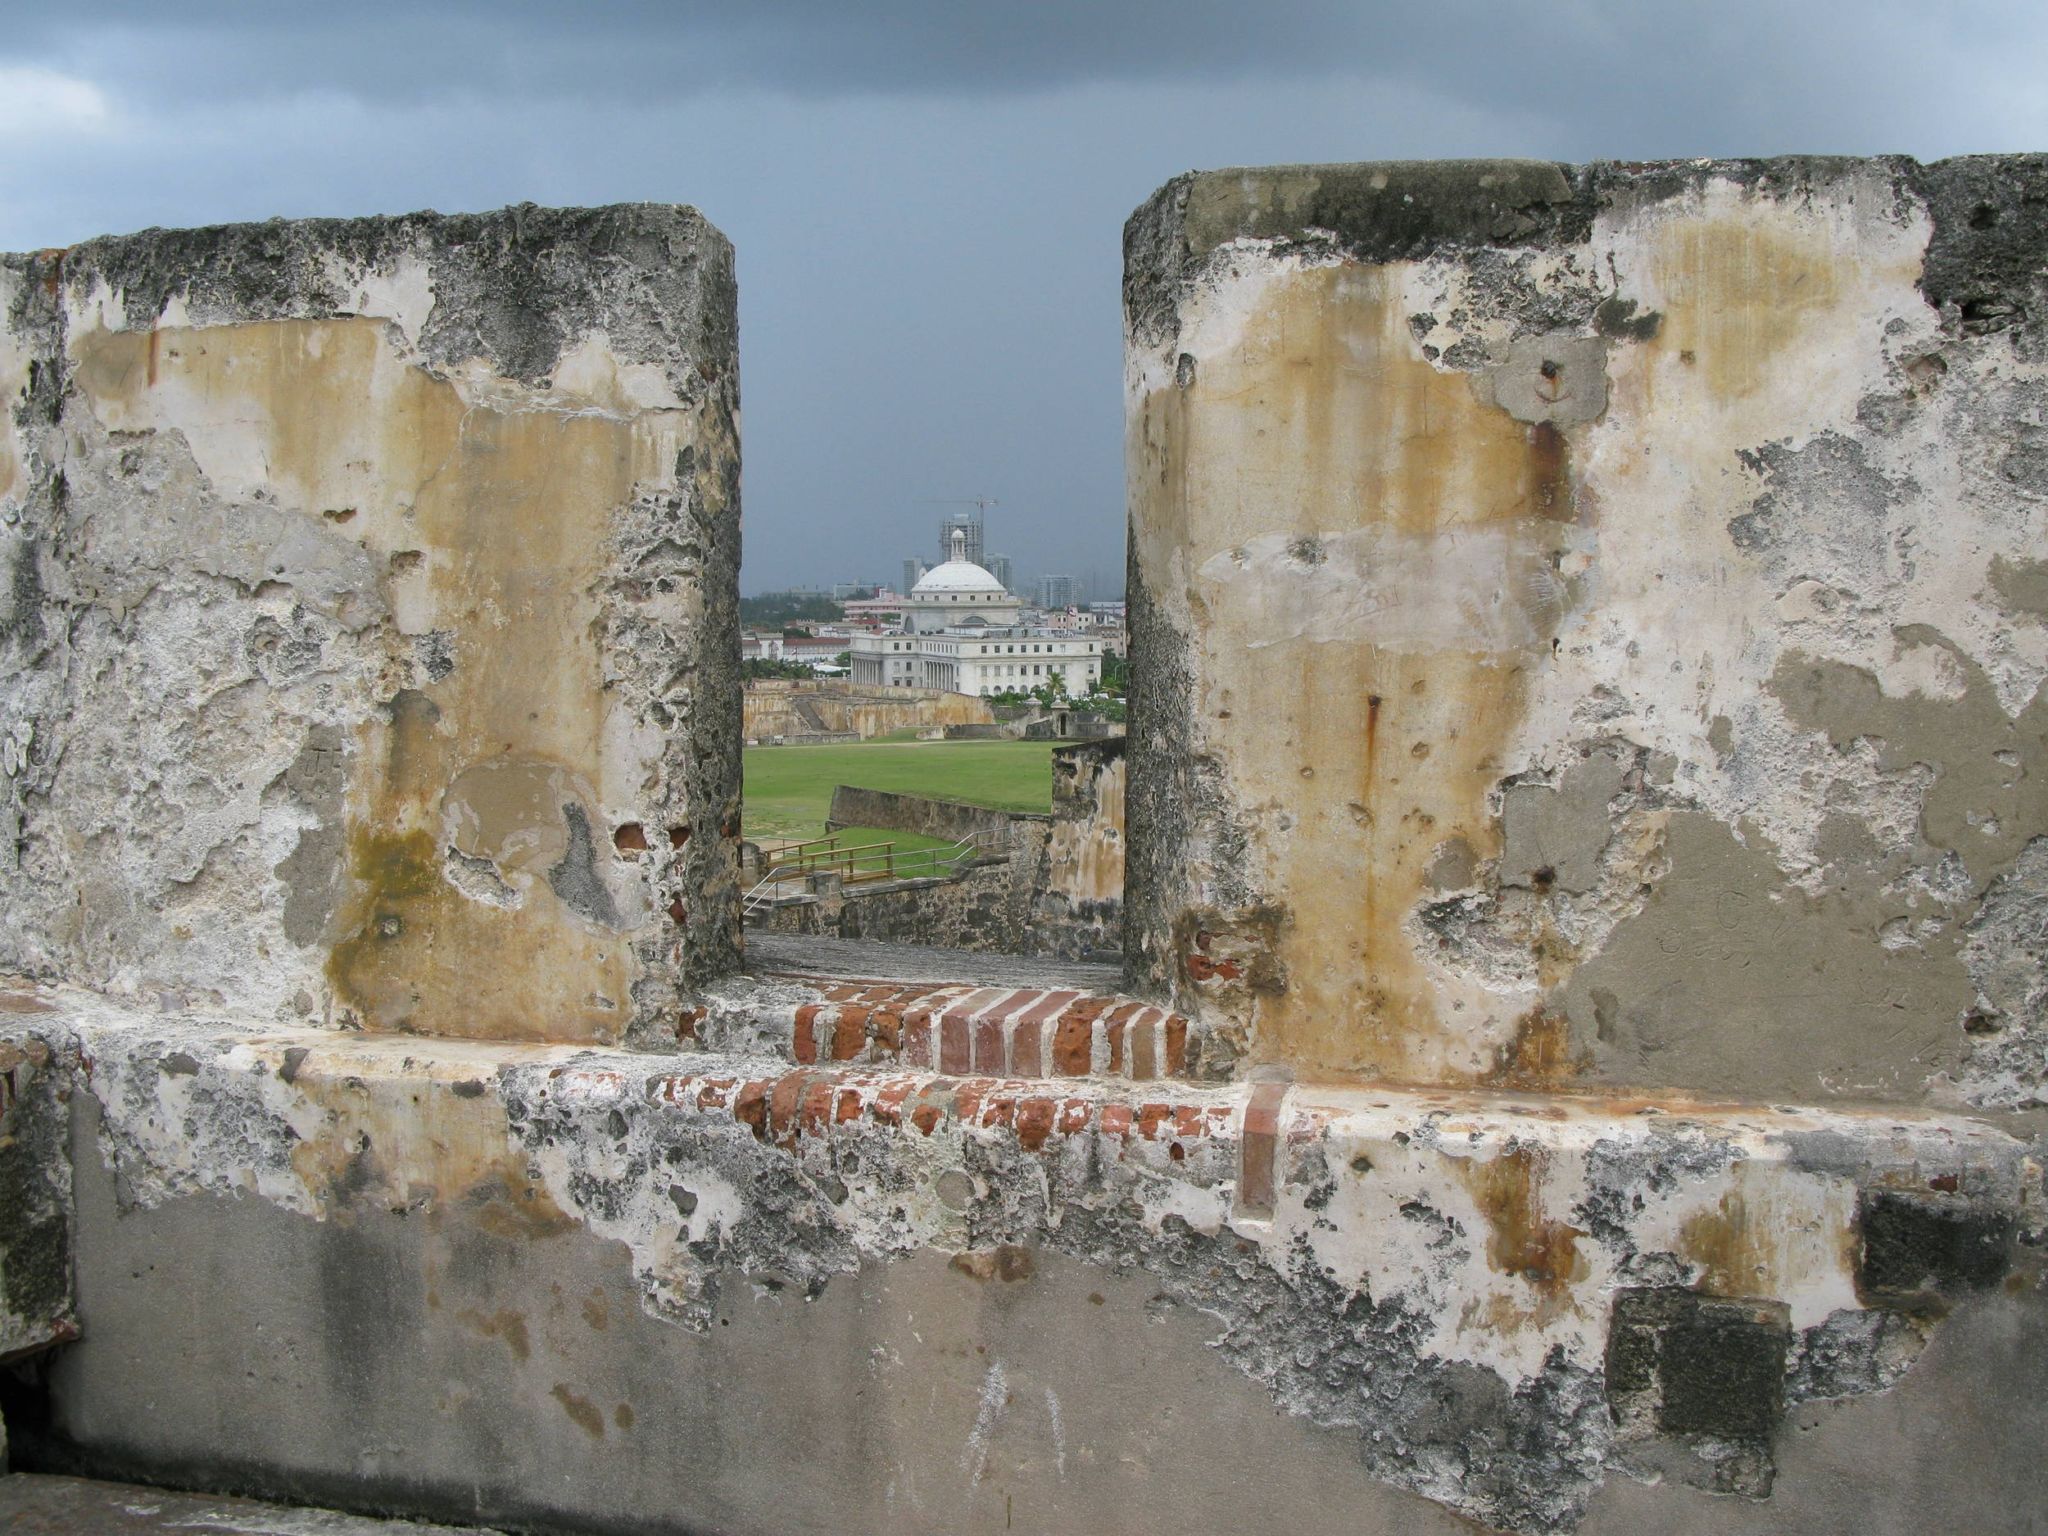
{"left": 781, "top": 740, "right": 1124, "bottom": 960}
{"left": 825, "top": 784, "right": 1033, "bottom": 845}
{"left": 744, "top": 680, "right": 993, "bottom": 741}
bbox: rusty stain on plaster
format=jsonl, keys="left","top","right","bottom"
{"left": 1458, "top": 1142, "right": 1586, "bottom": 1296}
{"left": 1681, "top": 1190, "right": 1773, "bottom": 1299}
{"left": 268, "top": 1041, "right": 577, "bottom": 1239}
{"left": 1483, "top": 1008, "right": 1589, "bottom": 1089}
{"left": 550, "top": 1382, "right": 608, "bottom": 1440}
{"left": 71, "top": 316, "right": 686, "bottom": 1044}
{"left": 457, "top": 1306, "right": 533, "bottom": 1360}
{"left": 1676, "top": 1165, "right": 1860, "bottom": 1306}
{"left": 1143, "top": 262, "right": 1592, "bottom": 1081}
{"left": 1647, "top": 214, "right": 1845, "bottom": 401}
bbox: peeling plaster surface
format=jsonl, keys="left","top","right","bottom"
{"left": 1125, "top": 157, "right": 2048, "bottom": 1105}
{"left": 1045, "top": 743, "right": 1124, "bottom": 906}
{"left": 0, "top": 207, "right": 742, "bottom": 1044}
{"left": 22, "top": 983, "right": 2044, "bottom": 1533}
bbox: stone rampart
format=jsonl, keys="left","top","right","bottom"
{"left": 3, "top": 982, "right": 2040, "bottom": 1533}
{"left": 743, "top": 680, "right": 993, "bottom": 741}
{"left": 3, "top": 171, "right": 2045, "bottom": 1536}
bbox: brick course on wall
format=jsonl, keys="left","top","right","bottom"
{"left": 778, "top": 978, "right": 1195, "bottom": 1080}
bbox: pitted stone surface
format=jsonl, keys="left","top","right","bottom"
{"left": 0, "top": 204, "right": 742, "bottom": 1045}
{"left": 1124, "top": 155, "right": 2048, "bottom": 1107}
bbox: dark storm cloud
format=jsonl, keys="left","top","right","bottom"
{"left": 12, "top": 1, "right": 2011, "bottom": 143}
{"left": 16, "top": 2, "right": 1464, "bottom": 100}
{"left": 2, "top": 3, "right": 2043, "bottom": 593}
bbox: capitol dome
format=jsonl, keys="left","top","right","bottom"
{"left": 910, "top": 527, "right": 1010, "bottom": 597}
{"left": 912, "top": 558, "right": 1007, "bottom": 596}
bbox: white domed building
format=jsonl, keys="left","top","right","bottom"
{"left": 850, "top": 529, "right": 1102, "bottom": 696}
{"left": 901, "top": 534, "right": 1021, "bottom": 634}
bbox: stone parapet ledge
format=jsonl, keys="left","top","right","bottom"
{"left": 10, "top": 981, "right": 2044, "bottom": 1532}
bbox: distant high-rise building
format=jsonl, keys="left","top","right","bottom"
{"left": 1038, "top": 574, "right": 1076, "bottom": 610}
{"left": 987, "top": 553, "right": 1013, "bottom": 592}
{"left": 938, "top": 509, "right": 986, "bottom": 569}
{"left": 903, "top": 557, "right": 930, "bottom": 596}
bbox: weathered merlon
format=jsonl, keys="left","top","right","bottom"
{"left": 1125, "top": 156, "right": 2048, "bottom": 1106}
{"left": 0, "top": 205, "right": 743, "bottom": 1044}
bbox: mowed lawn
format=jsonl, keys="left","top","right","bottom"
{"left": 743, "top": 739, "right": 1059, "bottom": 844}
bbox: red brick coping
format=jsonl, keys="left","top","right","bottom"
{"left": 643, "top": 1064, "right": 1237, "bottom": 1154}
{"left": 779, "top": 979, "right": 1193, "bottom": 1081}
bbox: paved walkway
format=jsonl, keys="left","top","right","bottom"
{"left": 745, "top": 931, "right": 1124, "bottom": 992}
{"left": 0, "top": 1474, "right": 494, "bottom": 1533}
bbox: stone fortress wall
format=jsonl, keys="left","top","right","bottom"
{"left": 742, "top": 678, "right": 994, "bottom": 742}
{"left": 0, "top": 162, "right": 2044, "bottom": 1536}
{"left": 759, "top": 739, "right": 1125, "bottom": 960}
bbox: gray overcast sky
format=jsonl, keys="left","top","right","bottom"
{"left": 2, "top": 3, "right": 2043, "bottom": 596}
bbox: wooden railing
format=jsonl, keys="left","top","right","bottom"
{"left": 741, "top": 831, "right": 994, "bottom": 919}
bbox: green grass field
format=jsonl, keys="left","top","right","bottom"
{"left": 743, "top": 739, "right": 1058, "bottom": 844}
